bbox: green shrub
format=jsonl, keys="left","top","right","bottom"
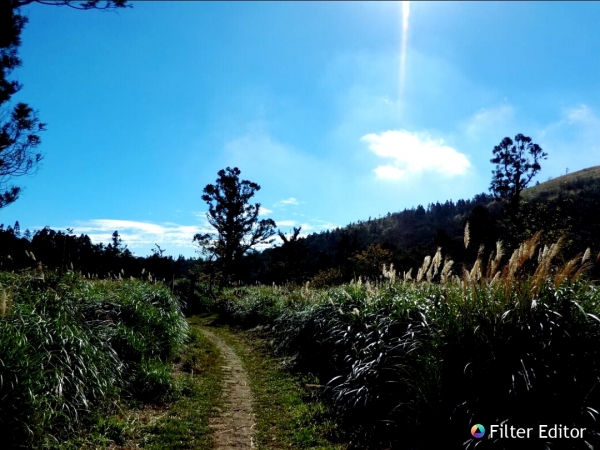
{"left": 217, "top": 287, "right": 285, "bottom": 328}
{"left": 0, "top": 271, "right": 188, "bottom": 447}
{"left": 134, "top": 360, "right": 175, "bottom": 402}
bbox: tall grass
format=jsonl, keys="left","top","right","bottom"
{"left": 216, "top": 235, "right": 600, "bottom": 449}
{"left": 0, "top": 270, "right": 188, "bottom": 448}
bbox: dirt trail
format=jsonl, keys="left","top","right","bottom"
{"left": 201, "top": 329, "right": 256, "bottom": 449}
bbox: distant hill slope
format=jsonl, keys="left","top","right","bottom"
{"left": 523, "top": 165, "right": 600, "bottom": 201}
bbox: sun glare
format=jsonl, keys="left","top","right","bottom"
{"left": 400, "top": 1, "right": 410, "bottom": 98}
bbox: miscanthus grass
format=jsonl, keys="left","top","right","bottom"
{"left": 217, "top": 234, "right": 600, "bottom": 449}
{"left": 0, "top": 271, "right": 188, "bottom": 449}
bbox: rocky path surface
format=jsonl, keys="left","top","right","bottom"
{"left": 201, "top": 329, "right": 256, "bottom": 449}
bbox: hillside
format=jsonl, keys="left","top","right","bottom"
{"left": 254, "top": 165, "right": 600, "bottom": 285}
{"left": 523, "top": 165, "right": 600, "bottom": 201}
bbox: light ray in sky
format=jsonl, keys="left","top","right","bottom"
{"left": 400, "top": 1, "right": 410, "bottom": 98}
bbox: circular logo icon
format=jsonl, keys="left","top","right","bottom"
{"left": 471, "top": 424, "right": 485, "bottom": 438}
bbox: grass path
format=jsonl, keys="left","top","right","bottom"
{"left": 200, "top": 328, "right": 256, "bottom": 449}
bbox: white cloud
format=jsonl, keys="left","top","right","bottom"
{"left": 373, "top": 165, "right": 405, "bottom": 180}
{"left": 276, "top": 220, "right": 296, "bottom": 227}
{"left": 56, "top": 219, "right": 212, "bottom": 255}
{"left": 58, "top": 215, "right": 302, "bottom": 257}
{"left": 275, "top": 220, "right": 334, "bottom": 234}
{"left": 312, "top": 222, "right": 339, "bottom": 230}
{"left": 273, "top": 197, "right": 299, "bottom": 208}
{"left": 259, "top": 207, "right": 273, "bottom": 216}
{"left": 361, "top": 130, "right": 472, "bottom": 180}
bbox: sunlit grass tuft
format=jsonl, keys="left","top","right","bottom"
{"left": 0, "top": 271, "right": 188, "bottom": 448}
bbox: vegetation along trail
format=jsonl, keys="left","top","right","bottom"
{"left": 201, "top": 328, "right": 256, "bottom": 449}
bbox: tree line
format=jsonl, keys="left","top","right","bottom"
{"left": 0, "top": 224, "right": 195, "bottom": 283}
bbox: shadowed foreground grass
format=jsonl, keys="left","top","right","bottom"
{"left": 56, "top": 320, "right": 223, "bottom": 449}
{"left": 0, "top": 271, "right": 190, "bottom": 449}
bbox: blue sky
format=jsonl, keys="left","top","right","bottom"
{"left": 2, "top": 1, "right": 600, "bottom": 257}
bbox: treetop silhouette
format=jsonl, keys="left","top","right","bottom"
{"left": 490, "top": 133, "right": 547, "bottom": 215}
{"left": 194, "top": 167, "right": 276, "bottom": 282}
